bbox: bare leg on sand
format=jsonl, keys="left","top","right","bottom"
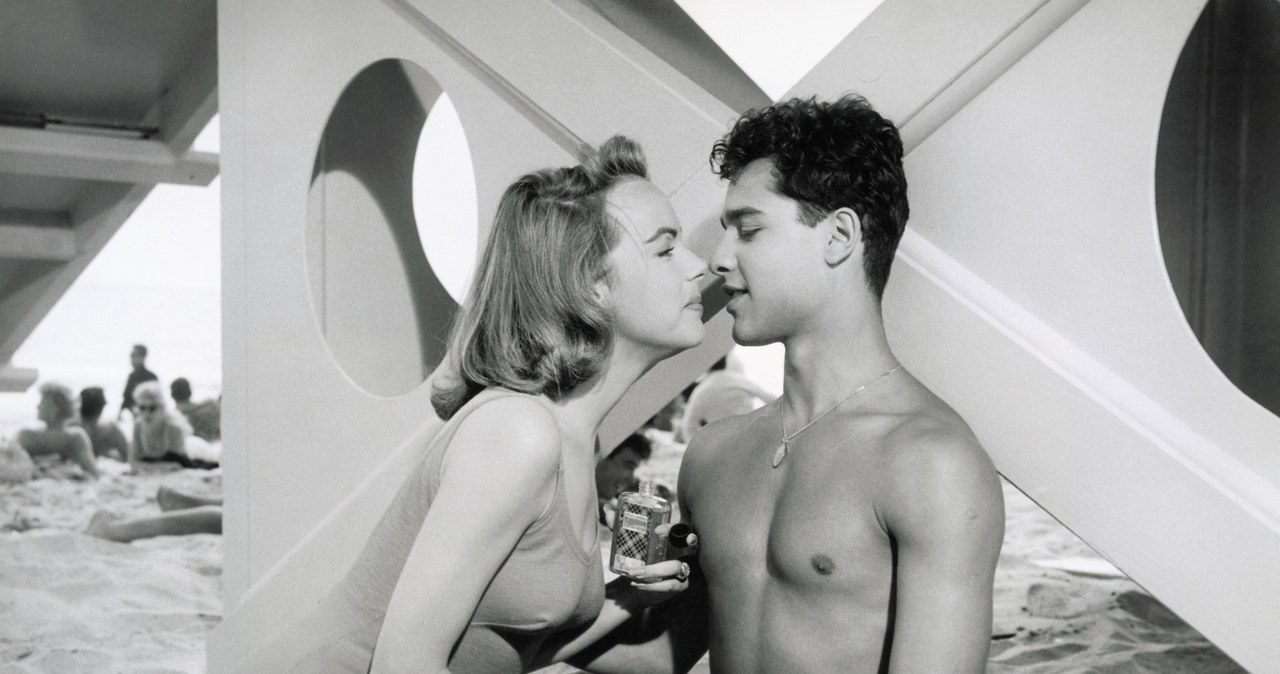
{"left": 86, "top": 507, "right": 222, "bottom": 542}
{"left": 156, "top": 485, "right": 222, "bottom": 511}
{"left": 86, "top": 486, "right": 223, "bottom": 542}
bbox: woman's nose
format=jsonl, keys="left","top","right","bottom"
{"left": 682, "top": 248, "right": 708, "bottom": 281}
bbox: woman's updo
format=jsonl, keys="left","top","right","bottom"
{"left": 431, "top": 136, "right": 648, "bottom": 419}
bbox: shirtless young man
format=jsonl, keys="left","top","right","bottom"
{"left": 574, "top": 95, "right": 1005, "bottom": 673}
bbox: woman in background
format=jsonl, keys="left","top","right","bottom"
{"left": 129, "top": 381, "right": 217, "bottom": 471}
{"left": 252, "top": 136, "right": 707, "bottom": 673}
{"left": 13, "top": 382, "right": 98, "bottom": 479}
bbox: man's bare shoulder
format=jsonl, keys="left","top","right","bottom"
{"left": 875, "top": 386, "right": 1003, "bottom": 533}
{"left": 683, "top": 403, "right": 770, "bottom": 462}
{"left": 678, "top": 404, "right": 772, "bottom": 498}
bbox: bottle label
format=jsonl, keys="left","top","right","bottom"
{"left": 613, "top": 512, "right": 654, "bottom": 571}
{"left": 620, "top": 511, "right": 650, "bottom": 534}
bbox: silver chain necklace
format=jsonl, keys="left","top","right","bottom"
{"left": 772, "top": 364, "right": 903, "bottom": 468}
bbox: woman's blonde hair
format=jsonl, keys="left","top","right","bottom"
{"left": 134, "top": 381, "right": 166, "bottom": 407}
{"left": 38, "top": 382, "right": 75, "bottom": 422}
{"left": 431, "top": 136, "right": 648, "bottom": 420}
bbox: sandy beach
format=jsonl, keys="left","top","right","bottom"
{"left": 1, "top": 459, "right": 222, "bottom": 674}
{"left": 0, "top": 435, "right": 1248, "bottom": 673}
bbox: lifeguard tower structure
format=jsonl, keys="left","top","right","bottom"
{"left": 10, "top": 1, "right": 1276, "bottom": 671}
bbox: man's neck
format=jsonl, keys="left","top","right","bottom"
{"left": 780, "top": 304, "right": 898, "bottom": 420}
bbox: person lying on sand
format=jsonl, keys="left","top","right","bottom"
{"left": 15, "top": 382, "right": 99, "bottom": 479}
{"left": 69, "top": 386, "right": 129, "bottom": 461}
{"left": 86, "top": 485, "right": 222, "bottom": 542}
{"left": 129, "top": 381, "right": 218, "bottom": 472}
{"left": 170, "top": 377, "right": 221, "bottom": 443}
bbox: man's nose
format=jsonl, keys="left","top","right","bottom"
{"left": 709, "top": 230, "right": 736, "bottom": 276}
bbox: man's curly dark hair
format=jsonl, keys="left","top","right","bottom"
{"left": 710, "top": 94, "right": 909, "bottom": 299}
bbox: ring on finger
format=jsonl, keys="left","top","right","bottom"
{"left": 675, "top": 561, "right": 691, "bottom": 582}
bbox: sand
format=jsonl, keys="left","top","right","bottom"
{"left": 0, "top": 434, "right": 1249, "bottom": 673}
{"left": 0, "top": 458, "right": 222, "bottom": 674}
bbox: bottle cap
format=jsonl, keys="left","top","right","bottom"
{"left": 667, "top": 522, "right": 696, "bottom": 549}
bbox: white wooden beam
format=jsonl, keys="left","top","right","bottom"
{"left": 0, "top": 182, "right": 152, "bottom": 363}
{"left": 149, "top": 35, "right": 219, "bottom": 150}
{"left": 0, "top": 223, "right": 76, "bottom": 261}
{"left": 0, "top": 126, "right": 219, "bottom": 186}
{"left": 0, "top": 363, "right": 37, "bottom": 393}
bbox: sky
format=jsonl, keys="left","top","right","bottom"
{"left": 3, "top": 1, "right": 889, "bottom": 427}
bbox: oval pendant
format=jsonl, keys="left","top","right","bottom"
{"left": 772, "top": 443, "right": 787, "bottom": 468}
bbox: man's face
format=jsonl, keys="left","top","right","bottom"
{"left": 596, "top": 447, "right": 644, "bottom": 500}
{"left": 711, "top": 159, "right": 829, "bottom": 346}
{"left": 130, "top": 349, "right": 144, "bottom": 369}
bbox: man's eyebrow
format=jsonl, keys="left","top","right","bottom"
{"left": 644, "top": 226, "right": 679, "bottom": 244}
{"left": 721, "top": 207, "right": 763, "bottom": 226}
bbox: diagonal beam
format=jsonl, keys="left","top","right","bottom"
{"left": 0, "top": 363, "right": 38, "bottom": 393}
{"left": 0, "top": 182, "right": 151, "bottom": 365}
{"left": 0, "top": 222, "right": 76, "bottom": 261}
{"left": 0, "top": 125, "right": 219, "bottom": 185}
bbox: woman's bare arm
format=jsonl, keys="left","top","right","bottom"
{"left": 369, "top": 397, "right": 562, "bottom": 673}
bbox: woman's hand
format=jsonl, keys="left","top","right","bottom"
{"left": 626, "top": 523, "right": 698, "bottom": 605}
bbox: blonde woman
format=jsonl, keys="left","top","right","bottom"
{"left": 129, "top": 381, "right": 217, "bottom": 471}
{"left": 15, "top": 382, "right": 98, "bottom": 479}
{"left": 253, "top": 136, "right": 707, "bottom": 673}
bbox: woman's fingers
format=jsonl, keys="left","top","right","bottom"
{"left": 630, "top": 558, "right": 690, "bottom": 583}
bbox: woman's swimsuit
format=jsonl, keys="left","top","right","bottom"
{"left": 254, "top": 389, "right": 605, "bottom": 673}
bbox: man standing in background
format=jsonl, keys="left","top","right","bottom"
{"left": 119, "top": 344, "right": 158, "bottom": 420}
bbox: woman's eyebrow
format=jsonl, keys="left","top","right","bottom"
{"left": 645, "top": 226, "right": 679, "bottom": 244}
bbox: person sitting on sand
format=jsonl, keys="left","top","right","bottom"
{"left": 69, "top": 387, "right": 130, "bottom": 461}
{"left": 15, "top": 382, "right": 99, "bottom": 479}
{"left": 129, "top": 381, "right": 217, "bottom": 472}
{"left": 86, "top": 485, "right": 222, "bottom": 542}
{"left": 596, "top": 432, "right": 653, "bottom": 528}
{"left": 169, "top": 377, "right": 221, "bottom": 443}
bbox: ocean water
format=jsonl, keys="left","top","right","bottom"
{"left": 0, "top": 281, "right": 221, "bottom": 440}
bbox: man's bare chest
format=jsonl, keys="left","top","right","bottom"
{"left": 691, "top": 454, "right": 893, "bottom": 590}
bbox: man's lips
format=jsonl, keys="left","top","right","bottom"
{"left": 722, "top": 286, "right": 746, "bottom": 312}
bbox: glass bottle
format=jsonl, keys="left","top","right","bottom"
{"left": 608, "top": 480, "right": 672, "bottom": 578}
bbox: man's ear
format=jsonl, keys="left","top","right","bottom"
{"left": 824, "top": 208, "right": 861, "bottom": 266}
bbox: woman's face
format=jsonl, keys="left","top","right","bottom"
{"left": 136, "top": 395, "right": 164, "bottom": 423}
{"left": 603, "top": 178, "right": 707, "bottom": 358}
{"left": 37, "top": 395, "right": 61, "bottom": 425}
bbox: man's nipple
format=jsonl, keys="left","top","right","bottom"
{"left": 811, "top": 554, "right": 837, "bottom": 575}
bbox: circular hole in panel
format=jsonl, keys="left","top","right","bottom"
{"left": 1156, "top": 0, "right": 1280, "bottom": 415}
{"left": 413, "top": 92, "right": 478, "bottom": 305}
{"left": 307, "top": 59, "right": 476, "bottom": 397}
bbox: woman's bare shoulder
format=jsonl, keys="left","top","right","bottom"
{"left": 446, "top": 393, "right": 562, "bottom": 473}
